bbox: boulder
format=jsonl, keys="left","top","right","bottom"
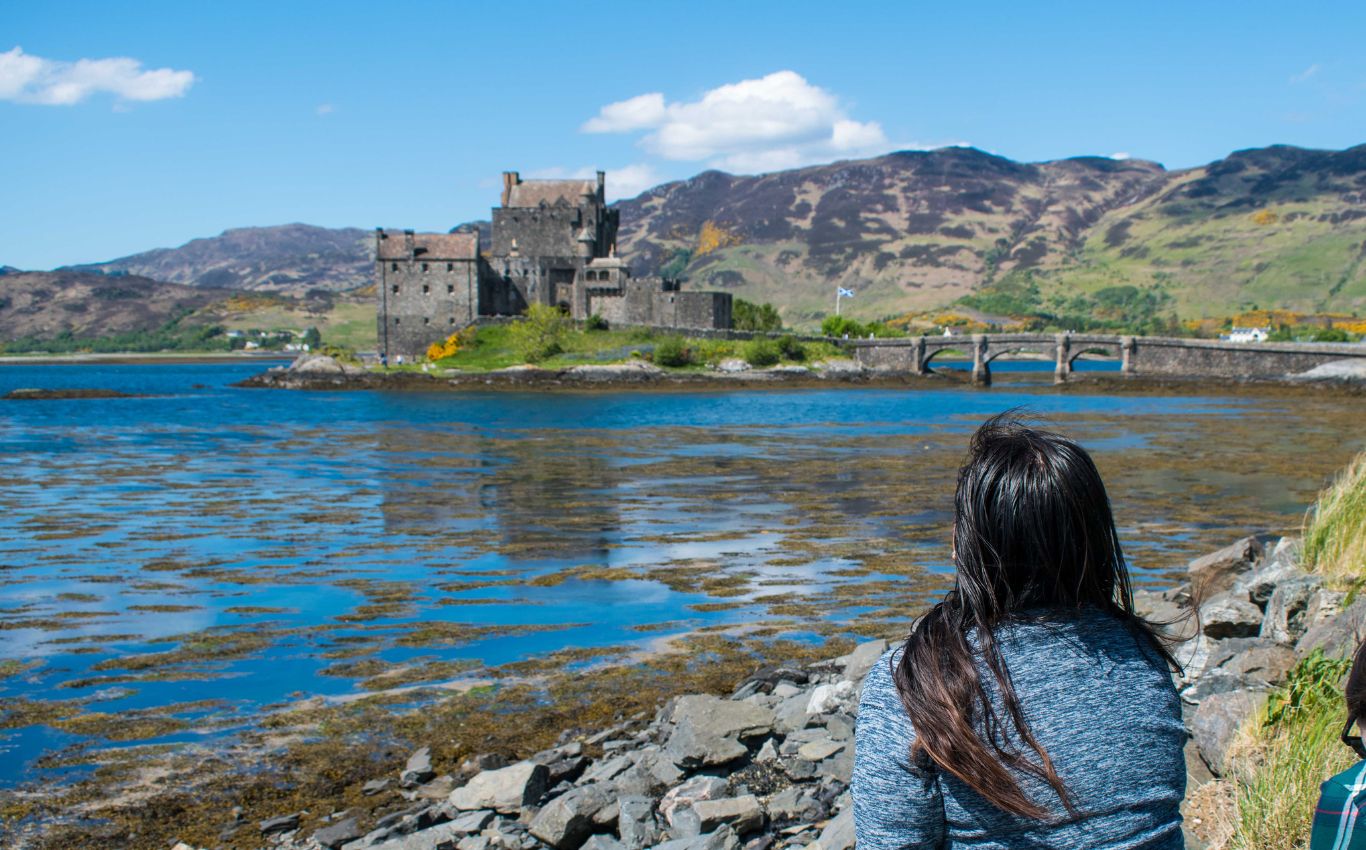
{"left": 1189, "top": 536, "right": 1263, "bottom": 598}
{"left": 1198, "top": 593, "right": 1263, "bottom": 639}
{"left": 449, "top": 761, "right": 549, "bottom": 814}
{"left": 314, "top": 817, "right": 362, "bottom": 849}
{"left": 650, "top": 826, "right": 740, "bottom": 850}
{"left": 809, "top": 807, "right": 854, "bottom": 850}
{"left": 666, "top": 718, "right": 748, "bottom": 768}
{"left": 765, "top": 788, "right": 820, "bottom": 823}
{"left": 1191, "top": 688, "right": 1267, "bottom": 776}
{"left": 449, "top": 810, "right": 496, "bottom": 834}
{"left": 714, "top": 359, "right": 751, "bottom": 373}
{"left": 1205, "top": 638, "right": 1296, "bottom": 685}
{"left": 690, "top": 796, "right": 764, "bottom": 835}
{"left": 774, "top": 692, "right": 815, "bottom": 733}
{"left": 660, "top": 776, "right": 729, "bottom": 827}
{"left": 1181, "top": 668, "right": 1258, "bottom": 706}
{"left": 529, "top": 785, "right": 612, "bottom": 850}
{"left": 1298, "top": 596, "right": 1366, "bottom": 661}
{"left": 1261, "top": 574, "right": 1323, "bottom": 644}
{"left": 402, "top": 746, "right": 436, "bottom": 787}
{"left": 618, "top": 796, "right": 659, "bottom": 850}
{"left": 668, "top": 695, "right": 775, "bottom": 738}
{"left": 364, "top": 777, "right": 393, "bottom": 796}
{"left": 584, "top": 837, "right": 626, "bottom": 850}
{"left": 834, "top": 640, "right": 888, "bottom": 683}
{"left": 581, "top": 754, "right": 633, "bottom": 784}
{"left": 1236, "top": 558, "right": 1303, "bottom": 609}
{"left": 806, "top": 681, "right": 857, "bottom": 716}
{"left": 796, "top": 739, "right": 844, "bottom": 762}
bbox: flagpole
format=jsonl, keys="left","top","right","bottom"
{"left": 836, "top": 287, "right": 842, "bottom": 316}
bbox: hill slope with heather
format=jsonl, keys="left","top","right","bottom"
{"left": 68, "top": 224, "right": 373, "bottom": 293}
{"left": 614, "top": 144, "right": 1366, "bottom": 326}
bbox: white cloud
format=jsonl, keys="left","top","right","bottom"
{"left": 0, "top": 45, "right": 194, "bottom": 106}
{"left": 582, "top": 70, "right": 888, "bottom": 173}
{"left": 1290, "top": 63, "right": 1321, "bottom": 84}
{"left": 1108, "top": 152, "right": 1131, "bottom": 160}
{"left": 316, "top": 103, "right": 335, "bottom": 116}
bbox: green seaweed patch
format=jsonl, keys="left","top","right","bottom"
{"left": 55, "top": 592, "right": 101, "bottom": 603}
{"left": 127, "top": 604, "right": 202, "bottom": 613}
{"left": 223, "top": 606, "right": 292, "bottom": 615}
{"left": 0, "top": 658, "right": 42, "bottom": 678}
{"left": 90, "top": 629, "right": 275, "bottom": 673}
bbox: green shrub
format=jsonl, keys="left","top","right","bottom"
{"left": 743, "top": 338, "right": 781, "bottom": 367}
{"left": 585, "top": 314, "right": 609, "bottom": 332}
{"left": 507, "top": 304, "right": 568, "bottom": 363}
{"left": 653, "top": 336, "right": 693, "bottom": 367}
{"left": 1313, "top": 327, "right": 1351, "bottom": 343}
{"left": 733, "top": 299, "right": 783, "bottom": 332}
{"left": 776, "top": 334, "right": 805, "bottom": 362}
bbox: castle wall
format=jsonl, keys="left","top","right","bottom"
{"left": 492, "top": 208, "right": 583, "bottom": 258}
{"left": 376, "top": 258, "right": 479, "bottom": 358}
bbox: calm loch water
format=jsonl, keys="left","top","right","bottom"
{"left": 1, "top": 360, "right": 1363, "bottom": 788}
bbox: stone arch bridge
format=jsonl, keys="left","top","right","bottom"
{"left": 844, "top": 333, "right": 1366, "bottom": 385}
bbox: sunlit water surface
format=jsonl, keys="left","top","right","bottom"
{"left": 1, "top": 360, "right": 1362, "bottom": 788}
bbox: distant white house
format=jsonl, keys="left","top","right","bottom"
{"left": 1224, "top": 326, "right": 1269, "bottom": 343}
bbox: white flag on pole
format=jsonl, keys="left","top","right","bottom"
{"left": 837, "top": 287, "right": 855, "bottom": 298}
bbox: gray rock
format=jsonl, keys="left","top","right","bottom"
{"left": 671, "top": 805, "right": 702, "bottom": 839}
{"left": 1133, "top": 588, "right": 1189, "bottom": 630}
{"left": 754, "top": 740, "right": 778, "bottom": 763}
{"left": 1235, "top": 559, "right": 1303, "bottom": 609}
{"left": 402, "top": 746, "right": 437, "bottom": 787}
{"left": 530, "top": 785, "right": 612, "bottom": 850}
{"left": 1261, "top": 574, "right": 1323, "bottom": 644}
{"left": 660, "top": 776, "right": 729, "bottom": 827}
{"left": 1189, "top": 536, "right": 1263, "bottom": 598}
{"left": 782, "top": 759, "right": 818, "bottom": 781}
{"left": 458, "top": 835, "right": 492, "bottom": 850}
{"left": 619, "top": 795, "right": 659, "bottom": 850}
{"left": 450, "top": 810, "right": 496, "bottom": 834}
{"left": 1182, "top": 668, "right": 1258, "bottom": 706}
{"left": 690, "top": 796, "right": 764, "bottom": 835}
{"left": 805, "top": 682, "right": 857, "bottom": 716}
{"left": 668, "top": 696, "right": 775, "bottom": 738}
{"left": 764, "top": 788, "right": 810, "bottom": 823}
{"left": 820, "top": 747, "right": 855, "bottom": 784}
{"left": 1174, "top": 633, "right": 1215, "bottom": 685}
{"left": 666, "top": 718, "right": 749, "bottom": 768}
{"left": 1306, "top": 588, "right": 1350, "bottom": 634}
{"left": 1191, "top": 688, "right": 1267, "bottom": 776}
{"left": 1270, "top": 536, "right": 1302, "bottom": 569}
{"left": 584, "top": 836, "right": 626, "bottom": 850}
{"left": 314, "top": 817, "right": 362, "bottom": 849}
{"left": 810, "top": 808, "right": 854, "bottom": 850}
{"left": 1198, "top": 593, "right": 1263, "bottom": 639}
{"left": 774, "top": 692, "right": 814, "bottom": 734}
{"left": 595, "top": 801, "right": 621, "bottom": 829}
{"left": 650, "top": 826, "right": 740, "bottom": 850}
{"left": 449, "top": 761, "right": 550, "bottom": 814}
{"left": 796, "top": 739, "right": 844, "bottom": 762}
{"left": 824, "top": 714, "right": 854, "bottom": 742}
{"left": 1298, "top": 596, "right": 1366, "bottom": 661}
{"left": 835, "top": 640, "right": 888, "bottom": 683}
{"left": 370, "top": 824, "right": 468, "bottom": 850}
{"left": 1205, "top": 638, "right": 1296, "bottom": 685}
{"left": 581, "top": 755, "right": 633, "bottom": 784}
{"left": 259, "top": 813, "right": 300, "bottom": 835}
{"left": 648, "top": 753, "right": 685, "bottom": 788}
{"left": 364, "top": 777, "right": 393, "bottom": 796}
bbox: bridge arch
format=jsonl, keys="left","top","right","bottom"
{"left": 921, "top": 342, "right": 974, "bottom": 372}
{"left": 1067, "top": 344, "right": 1122, "bottom": 367}
{"left": 984, "top": 344, "right": 1055, "bottom": 365}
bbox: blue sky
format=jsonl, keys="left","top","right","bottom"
{"left": 3, "top": 0, "right": 1365, "bottom": 270}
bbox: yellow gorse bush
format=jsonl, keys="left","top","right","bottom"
{"left": 426, "top": 332, "right": 462, "bottom": 362}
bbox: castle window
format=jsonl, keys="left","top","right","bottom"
{"left": 423, "top": 317, "right": 430, "bottom": 325}
{"left": 422, "top": 263, "right": 429, "bottom": 272}
{"left": 447, "top": 284, "right": 454, "bottom": 294}
{"left": 422, "top": 284, "right": 430, "bottom": 294}
{"left": 391, "top": 262, "right": 398, "bottom": 271}
{"left": 447, "top": 263, "right": 454, "bottom": 271}
{"left": 394, "top": 317, "right": 401, "bottom": 325}
{"left": 392, "top": 284, "right": 399, "bottom": 294}
{"left": 449, "top": 317, "right": 456, "bottom": 325}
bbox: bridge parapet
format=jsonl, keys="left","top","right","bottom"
{"left": 845, "top": 333, "right": 1366, "bottom": 384}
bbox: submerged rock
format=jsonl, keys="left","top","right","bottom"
{"left": 3, "top": 387, "right": 137, "bottom": 400}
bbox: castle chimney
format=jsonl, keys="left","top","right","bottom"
{"left": 596, "top": 170, "right": 606, "bottom": 200}
{"left": 403, "top": 229, "right": 415, "bottom": 258}
{"left": 501, "top": 171, "right": 519, "bottom": 207}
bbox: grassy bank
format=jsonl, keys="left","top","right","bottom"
{"left": 1213, "top": 450, "right": 1366, "bottom": 849}
{"left": 423, "top": 310, "right": 842, "bottom": 372}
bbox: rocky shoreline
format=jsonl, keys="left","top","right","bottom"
{"left": 230, "top": 354, "right": 1366, "bottom": 394}
{"left": 141, "top": 533, "right": 1363, "bottom": 850}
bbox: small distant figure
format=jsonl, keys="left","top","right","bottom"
{"left": 396, "top": 354, "right": 405, "bottom": 366}
{"left": 1310, "top": 640, "right": 1366, "bottom": 848}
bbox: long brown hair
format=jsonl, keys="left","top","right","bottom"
{"left": 893, "top": 413, "right": 1175, "bottom": 819}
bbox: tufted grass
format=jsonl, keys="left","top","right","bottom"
{"left": 1220, "top": 651, "right": 1355, "bottom": 850}
{"left": 1302, "top": 449, "right": 1366, "bottom": 589}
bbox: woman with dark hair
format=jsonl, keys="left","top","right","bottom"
{"left": 853, "top": 413, "right": 1186, "bottom": 848}
{"left": 1309, "top": 641, "right": 1366, "bottom": 848}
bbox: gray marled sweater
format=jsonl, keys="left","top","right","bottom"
{"left": 853, "top": 608, "right": 1185, "bottom": 849}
